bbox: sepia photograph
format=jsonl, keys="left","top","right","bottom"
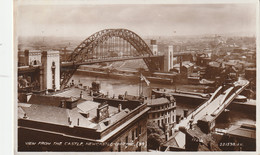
{"left": 14, "top": 0, "right": 258, "bottom": 153}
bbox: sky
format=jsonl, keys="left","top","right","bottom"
{"left": 17, "top": 3, "right": 257, "bottom": 37}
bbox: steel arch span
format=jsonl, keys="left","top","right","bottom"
{"left": 61, "top": 28, "right": 161, "bottom": 88}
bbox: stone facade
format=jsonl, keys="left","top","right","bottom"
{"left": 147, "top": 96, "right": 177, "bottom": 138}
{"left": 24, "top": 50, "right": 42, "bottom": 66}
{"left": 41, "top": 51, "right": 60, "bottom": 90}
{"left": 164, "top": 45, "right": 174, "bottom": 72}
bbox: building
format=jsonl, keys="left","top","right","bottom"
{"left": 245, "top": 68, "right": 256, "bottom": 80}
{"left": 41, "top": 50, "right": 60, "bottom": 90}
{"left": 205, "top": 61, "right": 221, "bottom": 80}
{"left": 18, "top": 87, "right": 150, "bottom": 152}
{"left": 181, "top": 62, "right": 194, "bottom": 78}
{"left": 149, "top": 40, "right": 158, "bottom": 55}
{"left": 145, "top": 95, "right": 176, "bottom": 140}
{"left": 18, "top": 50, "right": 61, "bottom": 92}
{"left": 221, "top": 124, "right": 256, "bottom": 151}
{"left": 24, "top": 50, "right": 42, "bottom": 66}
{"left": 164, "top": 45, "right": 174, "bottom": 72}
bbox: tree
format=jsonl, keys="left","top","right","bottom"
{"left": 147, "top": 133, "right": 163, "bottom": 150}
{"left": 147, "top": 121, "right": 164, "bottom": 150}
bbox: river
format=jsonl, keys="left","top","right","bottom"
{"left": 71, "top": 72, "right": 256, "bottom": 129}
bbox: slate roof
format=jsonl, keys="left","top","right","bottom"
{"left": 18, "top": 100, "right": 129, "bottom": 131}
{"left": 163, "top": 131, "right": 185, "bottom": 148}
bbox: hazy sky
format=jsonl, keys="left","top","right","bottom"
{"left": 17, "top": 3, "right": 256, "bottom": 37}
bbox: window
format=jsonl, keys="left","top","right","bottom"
{"left": 161, "top": 112, "right": 163, "bottom": 116}
{"left": 132, "top": 130, "right": 134, "bottom": 141}
{"left": 152, "top": 113, "right": 155, "bottom": 118}
{"left": 139, "top": 126, "right": 141, "bottom": 135}
{"left": 165, "top": 118, "right": 167, "bottom": 123}
{"left": 158, "top": 120, "right": 160, "bottom": 126}
{"left": 135, "top": 128, "right": 138, "bottom": 138}
{"left": 173, "top": 116, "right": 175, "bottom": 122}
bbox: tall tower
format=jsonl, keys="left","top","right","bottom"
{"left": 149, "top": 40, "right": 158, "bottom": 55}
{"left": 24, "top": 50, "right": 42, "bottom": 66}
{"left": 41, "top": 51, "right": 60, "bottom": 90}
{"left": 164, "top": 45, "right": 174, "bottom": 72}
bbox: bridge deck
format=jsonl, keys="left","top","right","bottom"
{"left": 174, "top": 80, "right": 249, "bottom": 131}
{"left": 61, "top": 55, "right": 163, "bottom": 67}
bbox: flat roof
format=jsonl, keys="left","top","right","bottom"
{"left": 52, "top": 87, "right": 93, "bottom": 100}
{"left": 146, "top": 97, "right": 170, "bottom": 106}
{"left": 227, "top": 124, "right": 256, "bottom": 139}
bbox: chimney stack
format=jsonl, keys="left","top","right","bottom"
{"left": 80, "top": 91, "right": 83, "bottom": 99}
{"left": 118, "top": 104, "right": 122, "bottom": 112}
{"left": 183, "top": 109, "right": 189, "bottom": 118}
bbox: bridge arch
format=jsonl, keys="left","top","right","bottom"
{"left": 68, "top": 29, "right": 158, "bottom": 71}
{"left": 61, "top": 29, "right": 161, "bottom": 88}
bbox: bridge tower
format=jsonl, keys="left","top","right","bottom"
{"left": 24, "top": 50, "right": 42, "bottom": 66}
{"left": 149, "top": 40, "right": 158, "bottom": 55}
{"left": 40, "top": 51, "right": 60, "bottom": 91}
{"left": 164, "top": 45, "right": 174, "bottom": 72}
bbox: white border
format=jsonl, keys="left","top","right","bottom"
{"left": 0, "top": 0, "right": 257, "bottom": 154}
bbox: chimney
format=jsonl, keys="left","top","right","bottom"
{"left": 180, "top": 56, "right": 183, "bottom": 73}
{"left": 77, "top": 118, "right": 80, "bottom": 126}
{"left": 165, "top": 132, "right": 169, "bottom": 141}
{"left": 23, "top": 113, "right": 28, "bottom": 119}
{"left": 118, "top": 104, "right": 122, "bottom": 112}
{"left": 45, "top": 89, "right": 48, "bottom": 95}
{"left": 104, "top": 120, "right": 111, "bottom": 126}
{"left": 80, "top": 91, "right": 83, "bottom": 99}
{"left": 60, "top": 100, "right": 66, "bottom": 108}
{"left": 68, "top": 117, "right": 71, "bottom": 125}
{"left": 176, "top": 115, "right": 181, "bottom": 124}
{"left": 183, "top": 109, "right": 189, "bottom": 118}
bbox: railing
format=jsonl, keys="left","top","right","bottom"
{"left": 186, "top": 86, "right": 223, "bottom": 118}
{"left": 207, "top": 86, "right": 223, "bottom": 103}
{"left": 211, "top": 81, "right": 249, "bottom": 117}
{"left": 61, "top": 55, "right": 162, "bottom": 67}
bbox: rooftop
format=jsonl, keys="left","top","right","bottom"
{"left": 145, "top": 97, "right": 170, "bottom": 106}
{"left": 227, "top": 124, "right": 256, "bottom": 139}
{"left": 163, "top": 131, "right": 186, "bottom": 149}
{"left": 18, "top": 100, "right": 129, "bottom": 131}
{"left": 51, "top": 87, "right": 92, "bottom": 100}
